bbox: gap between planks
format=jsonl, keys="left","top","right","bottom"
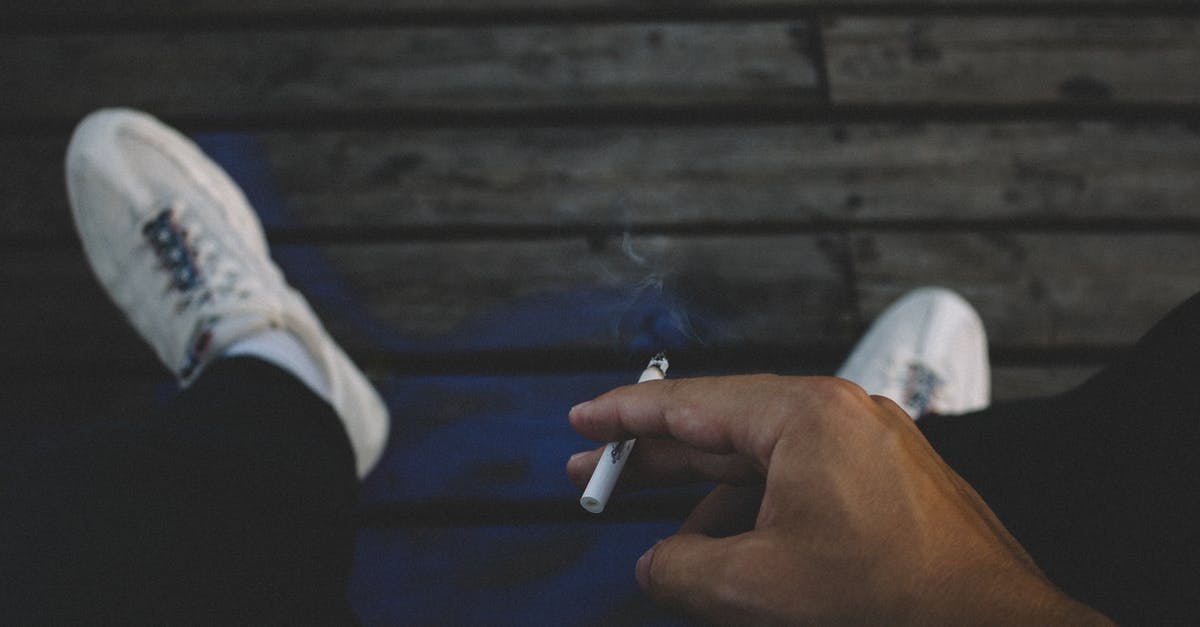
{"left": 6, "top": 2, "right": 1200, "bottom": 36}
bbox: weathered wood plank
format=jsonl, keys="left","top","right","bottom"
{"left": 259, "top": 122, "right": 1200, "bottom": 228}
{"left": 5, "top": 234, "right": 1194, "bottom": 372}
{"left": 350, "top": 522, "right": 681, "bottom": 626}
{"left": 5, "top": 0, "right": 1188, "bottom": 23}
{"left": 853, "top": 233, "right": 1200, "bottom": 347}
{"left": 279, "top": 236, "right": 857, "bottom": 348}
{"left": 825, "top": 17, "right": 1200, "bottom": 103}
{"left": 8, "top": 122, "right": 1200, "bottom": 239}
{"left": 0, "top": 22, "right": 819, "bottom": 123}
{"left": 359, "top": 372, "right": 642, "bottom": 504}
{"left": 0, "top": 236, "right": 852, "bottom": 371}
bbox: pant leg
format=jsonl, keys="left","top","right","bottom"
{"left": 920, "top": 292, "right": 1200, "bottom": 625}
{"left": 0, "top": 357, "right": 360, "bottom": 625}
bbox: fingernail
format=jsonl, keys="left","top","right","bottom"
{"left": 567, "top": 451, "right": 587, "bottom": 468}
{"left": 636, "top": 541, "right": 659, "bottom": 589}
{"left": 570, "top": 400, "right": 593, "bottom": 416}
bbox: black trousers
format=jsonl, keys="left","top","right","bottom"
{"left": 921, "top": 291, "right": 1200, "bottom": 625}
{"left": 3, "top": 294, "right": 1199, "bottom": 625}
{"left": 0, "top": 358, "right": 360, "bottom": 625}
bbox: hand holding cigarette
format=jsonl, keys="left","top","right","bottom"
{"left": 566, "top": 375, "right": 1111, "bottom": 625}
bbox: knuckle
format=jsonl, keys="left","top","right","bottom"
{"left": 868, "top": 393, "right": 908, "bottom": 419}
{"left": 790, "top": 377, "right": 874, "bottom": 426}
{"left": 815, "top": 376, "right": 872, "bottom": 407}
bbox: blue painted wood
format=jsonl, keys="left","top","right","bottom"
{"left": 350, "top": 522, "right": 687, "bottom": 626}
{"left": 362, "top": 373, "right": 634, "bottom": 505}
{"left": 194, "top": 132, "right": 709, "bottom": 503}
{"left": 195, "top": 131, "right": 708, "bottom": 625}
{"left": 194, "top": 132, "right": 717, "bottom": 358}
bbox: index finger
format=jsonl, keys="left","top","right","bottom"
{"left": 569, "top": 374, "right": 837, "bottom": 471}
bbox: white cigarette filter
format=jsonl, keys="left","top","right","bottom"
{"left": 580, "top": 353, "right": 669, "bottom": 513}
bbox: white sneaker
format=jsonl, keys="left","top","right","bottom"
{"left": 66, "top": 108, "right": 389, "bottom": 477}
{"left": 836, "top": 287, "right": 990, "bottom": 419}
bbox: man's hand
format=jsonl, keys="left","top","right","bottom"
{"left": 567, "top": 375, "right": 1111, "bottom": 625}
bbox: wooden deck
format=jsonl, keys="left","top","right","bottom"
{"left": 4, "top": 2, "right": 1200, "bottom": 624}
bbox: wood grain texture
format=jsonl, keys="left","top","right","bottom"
{"left": 8, "top": 122, "right": 1200, "bottom": 239}
{"left": 0, "top": 22, "right": 819, "bottom": 123}
{"left": 825, "top": 17, "right": 1200, "bottom": 103}
{"left": 5, "top": 234, "right": 1192, "bottom": 370}
{"left": 853, "top": 233, "right": 1200, "bottom": 347}
{"left": 5, "top": 0, "right": 1190, "bottom": 23}
{"left": 0, "top": 236, "right": 849, "bottom": 372}
{"left": 3, "top": 0, "right": 1196, "bottom": 611}
{"left": 349, "top": 522, "right": 681, "bottom": 625}
{"left": 260, "top": 122, "right": 1200, "bottom": 228}
{"left": 281, "top": 236, "right": 856, "bottom": 346}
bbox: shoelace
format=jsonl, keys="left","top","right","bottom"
{"left": 902, "top": 362, "right": 942, "bottom": 417}
{"left": 142, "top": 204, "right": 263, "bottom": 377}
{"left": 142, "top": 204, "right": 256, "bottom": 313}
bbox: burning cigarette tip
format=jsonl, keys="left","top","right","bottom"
{"left": 648, "top": 352, "right": 669, "bottom": 375}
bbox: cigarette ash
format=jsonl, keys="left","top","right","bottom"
{"left": 610, "top": 440, "right": 628, "bottom": 463}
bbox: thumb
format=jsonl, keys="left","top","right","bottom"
{"left": 636, "top": 533, "right": 750, "bottom": 621}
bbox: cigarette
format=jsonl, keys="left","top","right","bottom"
{"left": 580, "top": 352, "right": 669, "bottom": 513}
